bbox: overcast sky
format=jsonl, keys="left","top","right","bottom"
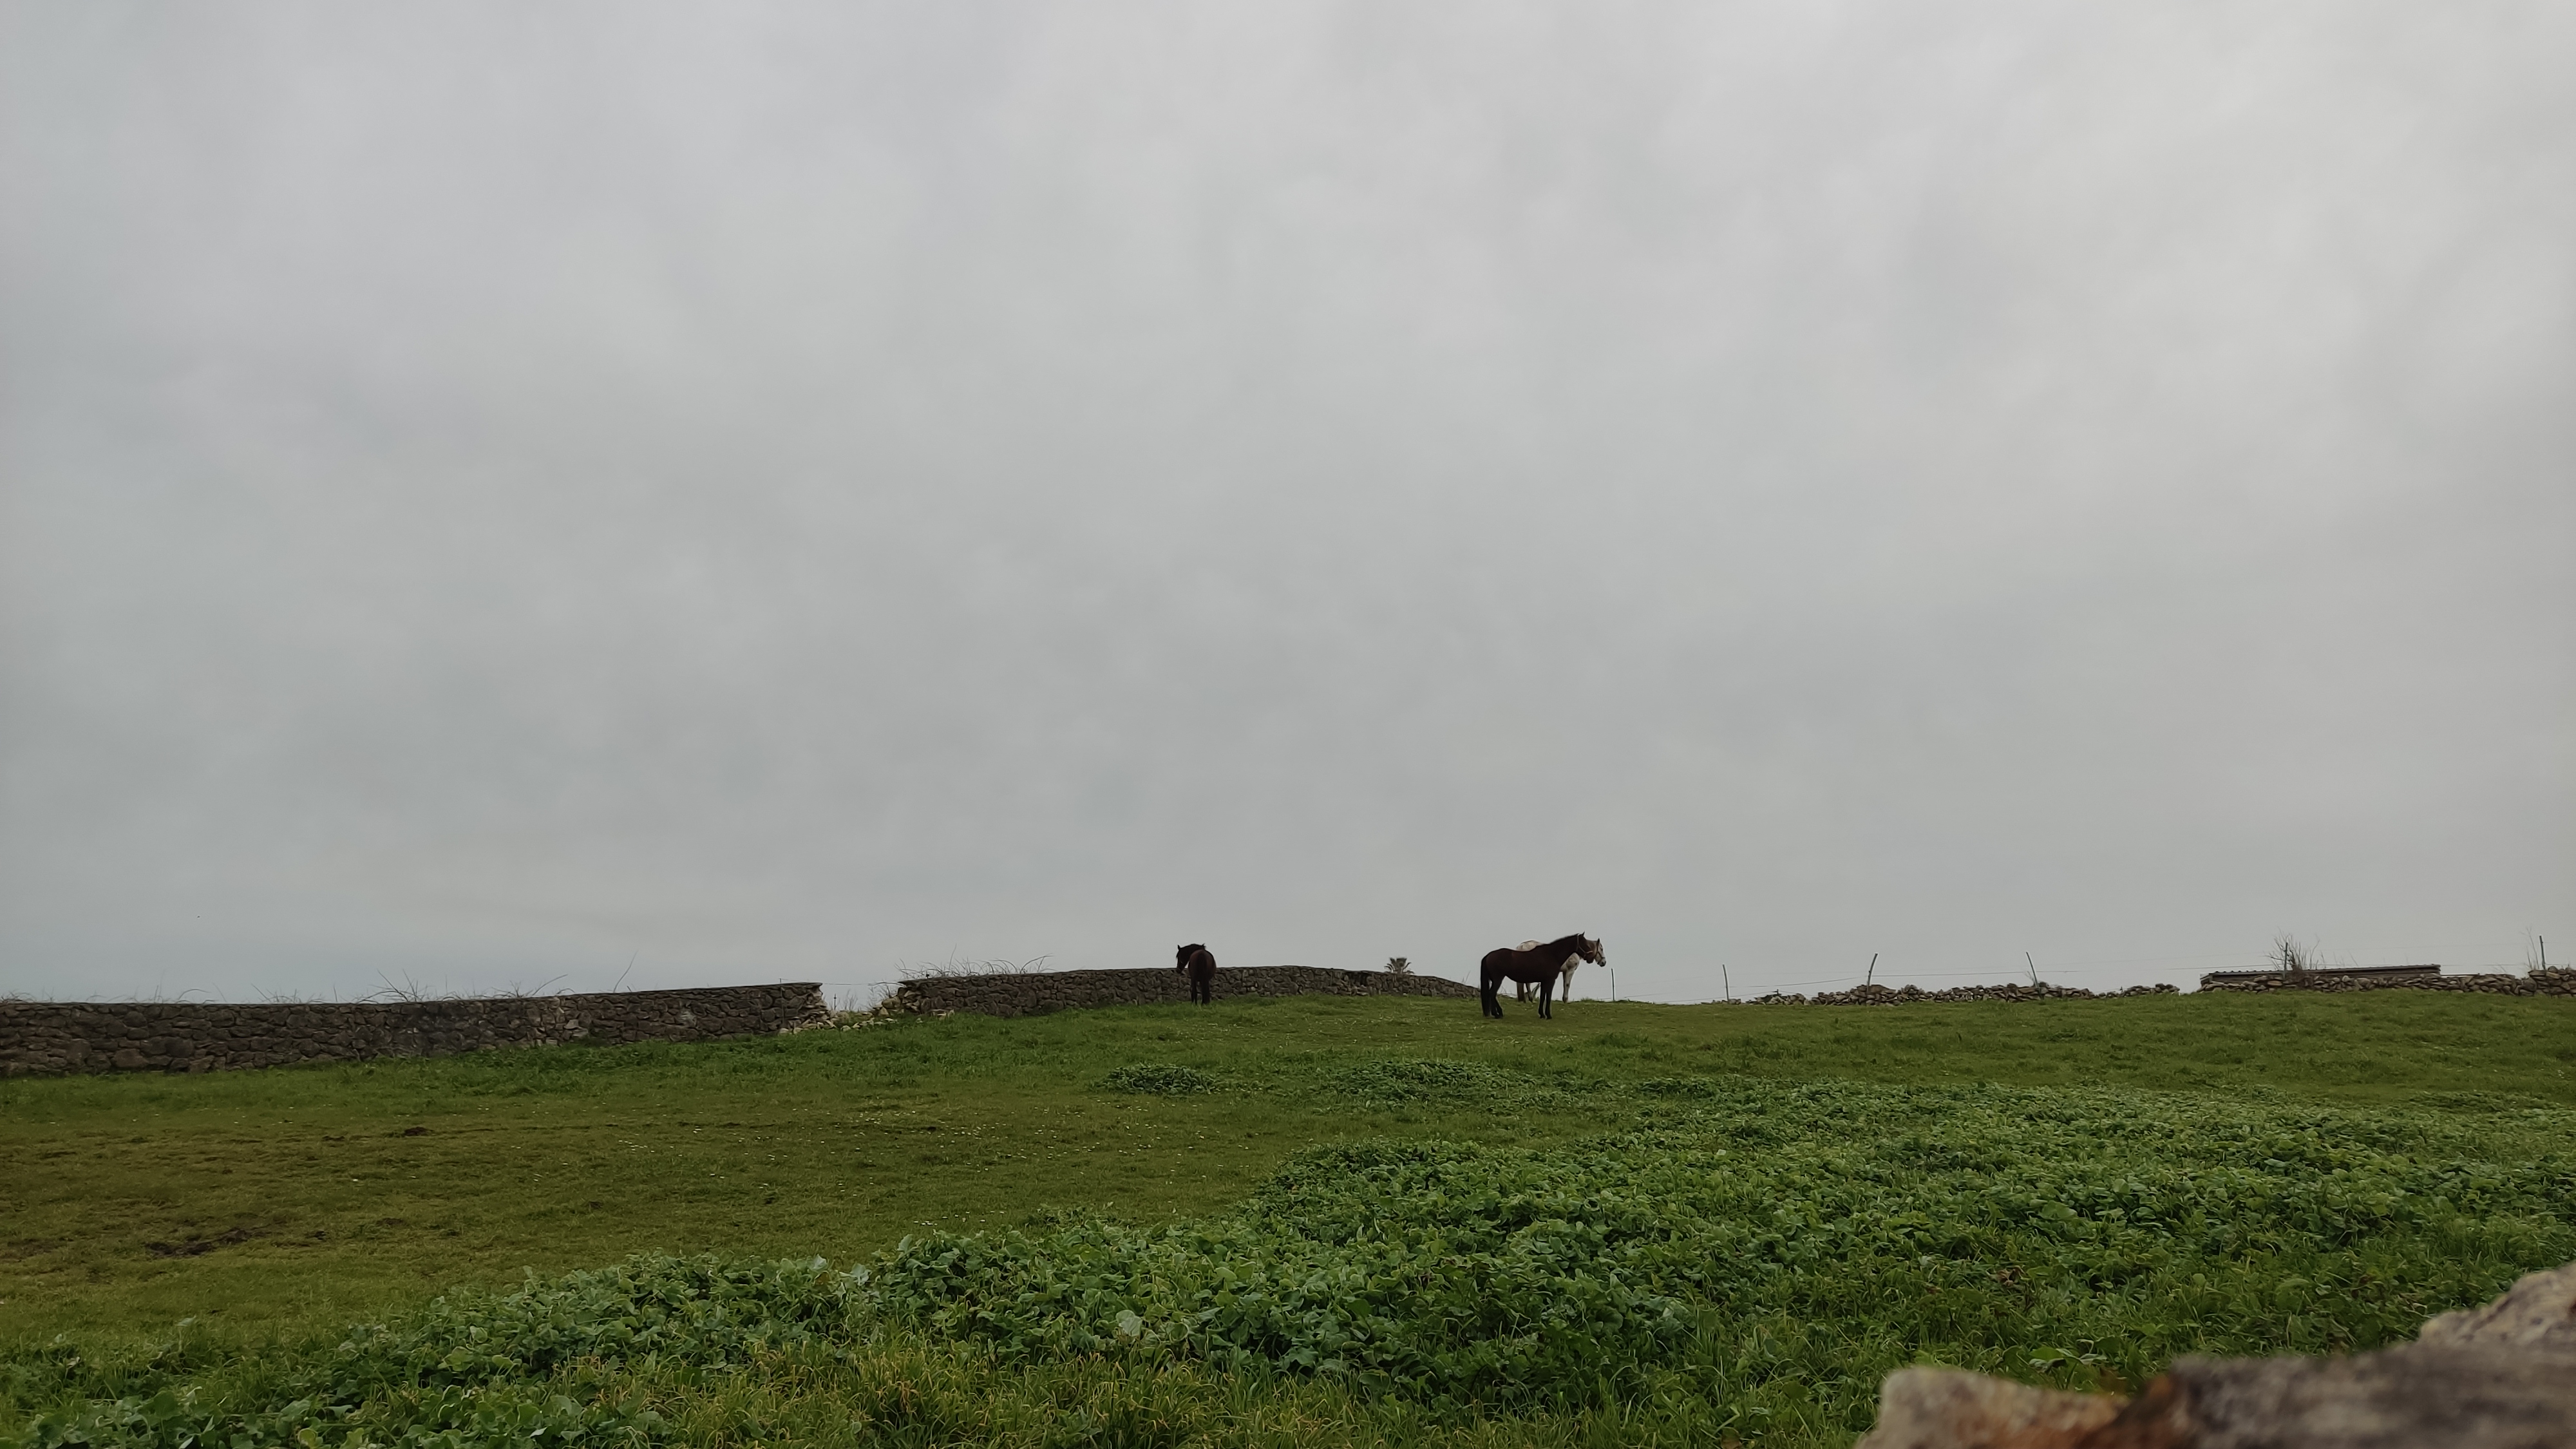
{"left": 3, "top": 2, "right": 2569, "bottom": 1007}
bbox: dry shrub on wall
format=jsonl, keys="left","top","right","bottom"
{"left": 903, "top": 954, "right": 1052, "bottom": 979}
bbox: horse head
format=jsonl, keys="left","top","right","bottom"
{"left": 1175, "top": 943, "right": 1206, "bottom": 973}
{"left": 1577, "top": 936, "right": 1606, "bottom": 965}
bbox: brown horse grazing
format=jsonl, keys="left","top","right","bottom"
{"left": 1175, "top": 943, "right": 1217, "bottom": 1005}
{"left": 1481, "top": 933, "right": 1603, "bottom": 1019}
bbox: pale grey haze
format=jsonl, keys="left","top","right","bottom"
{"left": 3, "top": 3, "right": 2569, "bottom": 1007}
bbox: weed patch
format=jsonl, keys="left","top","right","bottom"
{"left": 864, "top": 1081, "right": 2570, "bottom": 1412}
{"left": 1098, "top": 1065, "right": 1218, "bottom": 1097}
{"left": 10, "top": 1079, "right": 2568, "bottom": 1447}
{"left": 1312, "top": 1057, "right": 1544, "bottom": 1107}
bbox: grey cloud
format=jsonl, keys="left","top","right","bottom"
{"left": 3, "top": 1, "right": 2569, "bottom": 1003}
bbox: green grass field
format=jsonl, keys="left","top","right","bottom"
{"left": 5, "top": 991, "right": 2573, "bottom": 1447}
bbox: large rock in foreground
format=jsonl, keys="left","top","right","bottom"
{"left": 1857, "top": 1262, "right": 2576, "bottom": 1448}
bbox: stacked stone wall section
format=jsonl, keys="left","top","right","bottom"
{"left": 0, "top": 984, "right": 829, "bottom": 1077}
{"left": 890, "top": 966, "right": 2576, "bottom": 1017}
{"left": 2196, "top": 969, "right": 2573, "bottom": 996}
{"left": 1748, "top": 983, "right": 2182, "bottom": 1006}
{"left": 889, "top": 965, "right": 1479, "bottom": 1019}
{"left": 1748, "top": 971, "right": 2572, "bottom": 1006}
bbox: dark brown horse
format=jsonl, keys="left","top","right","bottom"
{"left": 1481, "top": 933, "right": 1603, "bottom": 1019}
{"left": 1510, "top": 940, "right": 1582, "bottom": 1003}
{"left": 1175, "top": 943, "right": 1217, "bottom": 1005}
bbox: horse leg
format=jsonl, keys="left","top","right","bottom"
{"left": 1539, "top": 975, "right": 1555, "bottom": 1019}
{"left": 1481, "top": 968, "right": 1501, "bottom": 1018}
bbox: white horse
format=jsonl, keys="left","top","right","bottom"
{"left": 1510, "top": 941, "right": 1581, "bottom": 1003}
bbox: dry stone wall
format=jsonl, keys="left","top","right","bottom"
{"left": 1748, "top": 971, "right": 2576, "bottom": 1006}
{"left": 1750, "top": 982, "right": 2181, "bottom": 1006}
{"left": 0, "top": 983, "right": 830, "bottom": 1077}
{"left": 887, "top": 966, "right": 1479, "bottom": 1019}
{"left": 2198, "top": 969, "right": 2574, "bottom": 996}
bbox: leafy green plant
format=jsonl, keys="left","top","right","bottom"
{"left": 16, "top": 1079, "right": 2565, "bottom": 1447}
{"left": 1316, "top": 1057, "right": 1539, "bottom": 1106}
{"left": 860, "top": 1080, "right": 2572, "bottom": 1414}
{"left": 1100, "top": 1063, "right": 1218, "bottom": 1095}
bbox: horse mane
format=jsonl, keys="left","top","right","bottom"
{"left": 1515, "top": 934, "right": 1594, "bottom": 956}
